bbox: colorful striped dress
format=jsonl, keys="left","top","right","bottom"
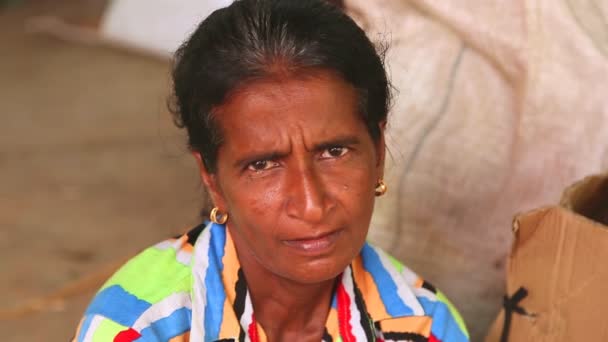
{"left": 74, "top": 222, "right": 469, "bottom": 341}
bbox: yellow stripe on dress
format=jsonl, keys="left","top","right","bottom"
{"left": 168, "top": 332, "right": 191, "bottom": 341}
{"left": 350, "top": 255, "right": 391, "bottom": 321}
{"left": 218, "top": 230, "right": 243, "bottom": 339}
{"left": 377, "top": 316, "right": 432, "bottom": 336}
{"left": 324, "top": 307, "right": 340, "bottom": 340}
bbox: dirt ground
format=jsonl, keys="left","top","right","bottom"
{"left": 0, "top": 1, "right": 206, "bottom": 340}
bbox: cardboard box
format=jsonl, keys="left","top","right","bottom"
{"left": 486, "top": 173, "right": 608, "bottom": 341}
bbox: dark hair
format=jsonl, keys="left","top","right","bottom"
{"left": 170, "top": 0, "right": 390, "bottom": 173}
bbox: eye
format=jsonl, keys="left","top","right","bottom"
{"left": 320, "top": 146, "right": 349, "bottom": 159}
{"left": 247, "top": 160, "right": 279, "bottom": 172}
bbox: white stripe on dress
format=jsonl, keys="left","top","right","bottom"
{"left": 190, "top": 223, "right": 213, "bottom": 342}
{"left": 82, "top": 315, "right": 105, "bottom": 341}
{"left": 399, "top": 262, "right": 419, "bottom": 286}
{"left": 374, "top": 247, "right": 425, "bottom": 315}
{"left": 239, "top": 290, "right": 254, "bottom": 342}
{"left": 153, "top": 240, "right": 174, "bottom": 250}
{"left": 131, "top": 292, "right": 192, "bottom": 331}
{"left": 176, "top": 248, "right": 193, "bottom": 266}
{"left": 413, "top": 286, "right": 436, "bottom": 301}
{"left": 153, "top": 238, "right": 193, "bottom": 266}
{"left": 341, "top": 266, "right": 368, "bottom": 340}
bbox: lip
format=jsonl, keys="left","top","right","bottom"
{"left": 282, "top": 229, "right": 342, "bottom": 255}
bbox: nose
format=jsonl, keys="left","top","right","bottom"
{"left": 285, "top": 164, "right": 331, "bottom": 223}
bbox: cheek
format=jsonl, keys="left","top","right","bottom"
{"left": 323, "top": 171, "right": 377, "bottom": 229}
{"left": 324, "top": 162, "right": 376, "bottom": 195}
{"left": 222, "top": 176, "right": 284, "bottom": 231}
{"left": 242, "top": 178, "right": 284, "bottom": 213}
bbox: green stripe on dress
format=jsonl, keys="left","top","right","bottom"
{"left": 387, "top": 254, "right": 405, "bottom": 273}
{"left": 99, "top": 246, "right": 191, "bottom": 304}
{"left": 437, "top": 291, "right": 469, "bottom": 338}
{"left": 93, "top": 317, "right": 127, "bottom": 341}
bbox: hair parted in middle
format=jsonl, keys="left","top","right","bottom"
{"left": 170, "top": 0, "right": 392, "bottom": 173}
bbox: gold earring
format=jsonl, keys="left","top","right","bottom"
{"left": 375, "top": 179, "right": 387, "bottom": 196}
{"left": 210, "top": 207, "right": 228, "bottom": 224}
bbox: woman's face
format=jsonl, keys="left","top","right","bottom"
{"left": 198, "top": 70, "right": 385, "bottom": 284}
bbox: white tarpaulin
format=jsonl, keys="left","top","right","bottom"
{"left": 100, "top": 0, "right": 231, "bottom": 57}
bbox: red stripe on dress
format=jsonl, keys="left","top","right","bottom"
{"left": 337, "top": 282, "right": 356, "bottom": 342}
{"left": 429, "top": 333, "right": 441, "bottom": 342}
{"left": 249, "top": 313, "right": 259, "bottom": 342}
{"left": 114, "top": 328, "right": 141, "bottom": 342}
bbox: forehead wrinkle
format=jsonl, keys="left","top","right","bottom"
{"left": 214, "top": 71, "right": 360, "bottom": 155}
{"left": 219, "top": 102, "right": 293, "bottom": 159}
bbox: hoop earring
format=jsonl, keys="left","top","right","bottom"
{"left": 375, "top": 179, "right": 387, "bottom": 196}
{"left": 210, "top": 207, "right": 228, "bottom": 224}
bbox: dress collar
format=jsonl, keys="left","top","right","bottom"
{"left": 189, "top": 222, "right": 426, "bottom": 342}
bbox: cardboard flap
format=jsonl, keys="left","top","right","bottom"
{"left": 488, "top": 172, "right": 608, "bottom": 341}
{"left": 560, "top": 173, "right": 608, "bottom": 225}
{"left": 488, "top": 206, "right": 608, "bottom": 341}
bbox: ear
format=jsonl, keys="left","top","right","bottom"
{"left": 192, "top": 152, "right": 228, "bottom": 211}
{"left": 375, "top": 121, "right": 387, "bottom": 179}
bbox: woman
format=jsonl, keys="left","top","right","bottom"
{"left": 74, "top": 0, "right": 469, "bottom": 341}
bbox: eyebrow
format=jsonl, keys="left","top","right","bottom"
{"left": 233, "top": 135, "right": 362, "bottom": 169}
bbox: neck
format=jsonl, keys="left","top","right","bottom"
{"left": 229, "top": 229, "right": 337, "bottom": 341}
{"left": 247, "top": 267, "right": 336, "bottom": 339}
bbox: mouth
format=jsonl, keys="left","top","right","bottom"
{"left": 282, "top": 229, "right": 342, "bottom": 255}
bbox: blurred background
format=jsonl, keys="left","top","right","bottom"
{"left": 1, "top": 0, "right": 607, "bottom": 341}
{"left": 0, "top": 1, "right": 204, "bottom": 340}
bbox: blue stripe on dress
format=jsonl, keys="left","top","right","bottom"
{"left": 418, "top": 297, "right": 468, "bottom": 342}
{"left": 204, "top": 223, "right": 227, "bottom": 339}
{"left": 330, "top": 290, "right": 338, "bottom": 309}
{"left": 137, "top": 307, "right": 192, "bottom": 341}
{"left": 84, "top": 285, "right": 151, "bottom": 327}
{"left": 360, "top": 244, "right": 414, "bottom": 316}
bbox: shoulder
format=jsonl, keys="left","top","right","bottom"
{"left": 74, "top": 224, "right": 207, "bottom": 342}
{"left": 359, "top": 243, "right": 470, "bottom": 342}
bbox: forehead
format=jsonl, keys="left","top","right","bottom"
{"left": 213, "top": 71, "right": 364, "bottom": 145}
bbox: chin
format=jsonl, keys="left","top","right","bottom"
{"left": 282, "top": 259, "right": 348, "bottom": 285}
{"left": 288, "top": 273, "right": 340, "bottom": 285}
